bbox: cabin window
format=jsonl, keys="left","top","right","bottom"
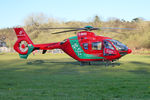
{"left": 83, "top": 43, "right": 88, "bottom": 50}
{"left": 92, "top": 42, "right": 102, "bottom": 50}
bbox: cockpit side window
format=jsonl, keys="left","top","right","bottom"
{"left": 83, "top": 43, "right": 88, "bottom": 50}
{"left": 92, "top": 42, "right": 102, "bottom": 50}
{"left": 103, "top": 40, "right": 115, "bottom": 50}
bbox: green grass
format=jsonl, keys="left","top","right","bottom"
{"left": 0, "top": 53, "right": 150, "bottom": 100}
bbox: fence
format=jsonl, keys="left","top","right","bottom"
{"left": 0, "top": 47, "right": 64, "bottom": 54}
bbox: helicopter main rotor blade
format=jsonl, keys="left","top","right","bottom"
{"left": 39, "top": 27, "right": 81, "bottom": 30}
{"left": 38, "top": 26, "right": 135, "bottom": 34}
{"left": 51, "top": 29, "right": 80, "bottom": 34}
{"left": 51, "top": 28, "right": 99, "bottom": 34}
{"left": 101, "top": 30, "right": 127, "bottom": 35}
{"left": 99, "top": 27, "right": 135, "bottom": 30}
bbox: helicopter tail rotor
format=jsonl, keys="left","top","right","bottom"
{"left": 14, "top": 28, "right": 35, "bottom": 59}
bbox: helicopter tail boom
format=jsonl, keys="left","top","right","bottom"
{"left": 34, "top": 42, "right": 61, "bottom": 50}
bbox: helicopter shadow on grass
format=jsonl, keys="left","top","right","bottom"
{"left": 25, "top": 59, "right": 123, "bottom": 75}
{"left": 127, "top": 61, "right": 150, "bottom": 75}
{"left": 26, "top": 59, "right": 122, "bottom": 67}
{"left": 26, "top": 59, "right": 79, "bottom": 66}
{"left": 26, "top": 59, "right": 81, "bottom": 75}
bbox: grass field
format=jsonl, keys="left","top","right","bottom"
{"left": 0, "top": 53, "right": 150, "bottom": 100}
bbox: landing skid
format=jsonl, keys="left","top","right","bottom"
{"left": 79, "top": 61, "right": 120, "bottom": 67}
{"left": 80, "top": 61, "right": 91, "bottom": 66}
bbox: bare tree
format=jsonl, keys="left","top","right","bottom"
{"left": 24, "top": 13, "right": 48, "bottom": 26}
{"left": 93, "top": 15, "right": 102, "bottom": 27}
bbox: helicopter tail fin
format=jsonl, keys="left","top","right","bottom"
{"left": 13, "top": 28, "right": 35, "bottom": 59}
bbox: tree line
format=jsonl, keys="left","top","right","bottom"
{"left": 0, "top": 13, "right": 150, "bottom": 50}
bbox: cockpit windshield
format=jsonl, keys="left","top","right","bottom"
{"left": 107, "top": 39, "right": 128, "bottom": 51}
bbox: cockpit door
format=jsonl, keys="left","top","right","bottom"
{"left": 103, "top": 40, "right": 117, "bottom": 56}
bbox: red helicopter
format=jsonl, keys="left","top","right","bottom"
{"left": 13, "top": 26, "right": 132, "bottom": 65}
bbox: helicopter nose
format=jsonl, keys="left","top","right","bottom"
{"left": 127, "top": 48, "right": 132, "bottom": 54}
